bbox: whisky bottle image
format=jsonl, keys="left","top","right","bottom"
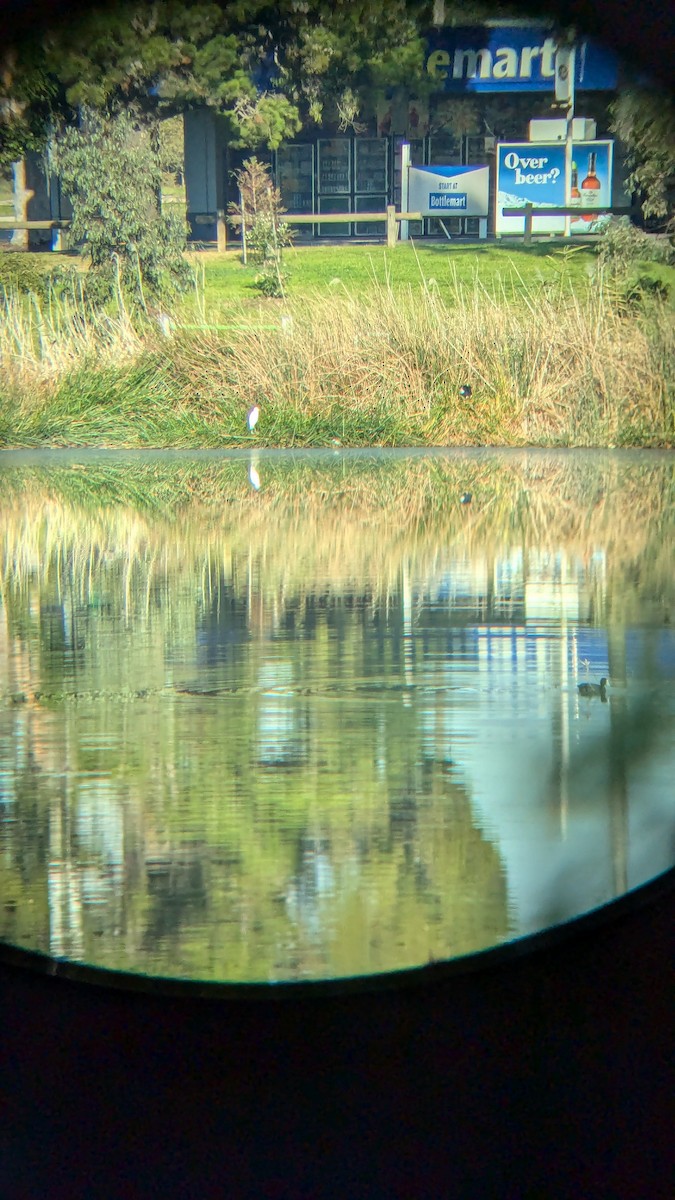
{"left": 569, "top": 161, "right": 581, "bottom": 206}
{"left": 580, "top": 151, "right": 601, "bottom": 221}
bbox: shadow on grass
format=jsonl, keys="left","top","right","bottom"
{"left": 419, "top": 241, "right": 594, "bottom": 259}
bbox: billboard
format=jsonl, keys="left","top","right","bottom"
{"left": 569, "top": 143, "right": 613, "bottom": 233}
{"left": 425, "top": 27, "right": 618, "bottom": 93}
{"left": 496, "top": 141, "right": 613, "bottom": 235}
{"left": 408, "top": 164, "right": 490, "bottom": 218}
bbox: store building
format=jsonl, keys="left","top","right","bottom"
{"left": 184, "top": 19, "right": 626, "bottom": 244}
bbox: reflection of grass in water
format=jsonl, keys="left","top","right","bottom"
{"left": 1, "top": 452, "right": 673, "bottom": 618}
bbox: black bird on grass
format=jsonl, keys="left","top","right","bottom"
{"left": 578, "top": 677, "right": 608, "bottom": 700}
{"left": 460, "top": 492, "right": 472, "bottom": 504}
{"left": 459, "top": 384, "right": 472, "bottom": 399}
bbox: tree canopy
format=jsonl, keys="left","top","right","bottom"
{"left": 609, "top": 86, "right": 675, "bottom": 224}
{"left": 2, "top": 1, "right": 673, "bottom": 224}
{"left": 1, "top": 0, "right": 458, "bottom": 163}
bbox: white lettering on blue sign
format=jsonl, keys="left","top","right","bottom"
{"left": 424, "top": 27, "right": 617, "bottom": 92}
{"left": 428, "top": 37, "right": 557, "bottom": 84}
{"left": 502, "top": 152, "right": 561, "bottom": 185}
{"left": 429, "top": 193, "right": 468, "bottom": 210}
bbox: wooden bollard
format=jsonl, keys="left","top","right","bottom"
{"left": 386, "top": 205, "right": 398, "bottom": 249}
{"left": 216, "top": 209, "right": 227, "bottom": 252}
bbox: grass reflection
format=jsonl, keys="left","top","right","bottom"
{"left": 0, "top": 450, "right": 672, "bottom": 981}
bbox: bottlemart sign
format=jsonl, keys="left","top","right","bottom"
{"left": 408, "top": 164, "right": 490, "bottom": 217}
{"left": 495, "top": 141, "right": 614, "bottom": 234}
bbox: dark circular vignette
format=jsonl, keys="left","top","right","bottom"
{"left": 0, "top": 0, "right": 673, "bottom": 95}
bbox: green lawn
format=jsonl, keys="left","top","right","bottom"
{"left": 195, "top": 240, "right": 599, "bottom": 307}
{"left": 4, "top": 234, "right": 672, "bottom": 311}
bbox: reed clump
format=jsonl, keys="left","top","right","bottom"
{"left": 0, "top": 263, "right": 672, "bottom": 447}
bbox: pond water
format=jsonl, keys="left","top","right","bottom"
{"left": 0, "top": 448, "right": 673, "bottom": 983}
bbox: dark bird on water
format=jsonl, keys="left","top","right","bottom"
{"left": 460, "top": 492, "right": 472, "bottom": 504}
{"left": 578, "top": 677, "right": 608, "bottom": 700}
{"left": 459, "top": 384, "right": 472, "bottom": 399}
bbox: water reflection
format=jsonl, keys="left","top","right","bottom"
{"left": 0, "top": 449, "right": 673, "bottom": 982}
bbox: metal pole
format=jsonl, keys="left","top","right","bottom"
{"left": 239, "top": 189, "right": 247, "bottom": 265}
{"left": 564, "top": 48, "right": 576, "bottom": 239}
{"left": 400, "top": 142, "right": 411, "bottom": 242}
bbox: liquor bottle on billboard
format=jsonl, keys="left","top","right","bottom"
{"left": 580, "top": 151, "right": 602, "bottom": 221}
{"left": 569, "top": 161, "right": 581, "bottom": 206}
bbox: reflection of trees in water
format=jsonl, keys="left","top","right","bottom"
{"left": 283, "top": 763, "right": 509, "bottom": 976}
{"left": 0, "top": 452, "right": 673, "bottom": 979}
{"left": 0, "top": 590, "right": 511, "bottom": 977}
{"left": 141, "top": 856, "right": 208, "bottom": 951}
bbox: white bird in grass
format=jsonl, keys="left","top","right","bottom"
{"left": 248, "top": 462, "right": 261, "bottom": 491}
{"left": 247, "top": 403, "right": 260, "bottom": 433}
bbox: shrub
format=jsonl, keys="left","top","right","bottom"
{"left": 228, "top": 158, "right": 293, "bottom": 296}
{"left": 623, "top": 275, "right": 671, "bottom": 306}
{"left": 596, "top": 217, "right": 675, "bottom": 268}
{"left": 0, "top": 255, "right": 48, "bottom": 297}
{"left": 0, "top": 254, "right": 80, "bottom": 301}
{"left": 253, "top": 263, "right": 290, "bottom": 298}
{"left": 54, "top": 108, "right": 193, "bottom": 307}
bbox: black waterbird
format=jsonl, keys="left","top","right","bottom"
{"left": 460, "top": 492, "right": 472, "bottom": 505}
{"left": 578, "top": 677, "right": 608, "bottom": 700}
{"left": 459, "top": 384, "right": 472, "bottom": 399}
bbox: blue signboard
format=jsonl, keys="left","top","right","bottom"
{"left": 496, "top": 143, "right": 566, "bottom": 232}
{"left": 496, "top": 141, "right": 614, "bottom": 234}
{"left": 430, "top": 193, "right": 467, "bottom": 210}
{"left": 569, "top": 143, "right": 613, "bottom": 233}
{"left": 426, "top": 26, "right": 618, "bottom": 92}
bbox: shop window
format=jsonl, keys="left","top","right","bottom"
{"left": 276, "top": 144, "right": 315, "bottom": 231}
{"left": 355, "top": 195, "right": 387, "bottom": 237}
{"left": 318, "top": 195, "right": 351, "bottom": 237}
{"left": 317, "top": 138, "right": 351, "bottom": 195}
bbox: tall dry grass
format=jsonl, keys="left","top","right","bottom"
{"left": 0, "top": 264, "right": 672, "bottom": 447}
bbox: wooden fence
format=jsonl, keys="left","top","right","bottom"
{"left": 225, "top": 206, "right": 423, "bottom": 250}
{"left": 501, "top": 203, "right": 639, "bottom": 244}
{"left": 0, "top": 218, "right": 71, "bottom": 251}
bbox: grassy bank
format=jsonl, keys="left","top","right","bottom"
{"left": 0, "top": 244, "right": 673, "bottom": 448}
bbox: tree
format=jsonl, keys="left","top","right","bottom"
{"left": 54, "top": 107, "right": 192, "bottom": 304}
{"left": 0, "top": 2, "right": 447, "bottom": 159}
{"left": 1, "top": 2, "right": 304, "bottom": 158}
{"left": 609, "top": 86, "right": 675, "bottom": 225}
{"left": 0, "top": 44, "right": 57, "bottom": 170}
{"left": 159, "top": 114, "right": 185, "bottom": 177}
{"left": 276, "top": 0, "right": 433, "bottom": 129}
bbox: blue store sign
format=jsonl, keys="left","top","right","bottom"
{"left": 426, "top": 26, "right": 618, "bottom": 92}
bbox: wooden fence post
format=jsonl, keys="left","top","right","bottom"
{"left": 386, "top": 205, "right": 398, "bottom": 249}
{"left": 216, "top": 209, "right": 227, "bottom": 253}
{"left": 11, "top": 159, "right": 33, "bottom": 250}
